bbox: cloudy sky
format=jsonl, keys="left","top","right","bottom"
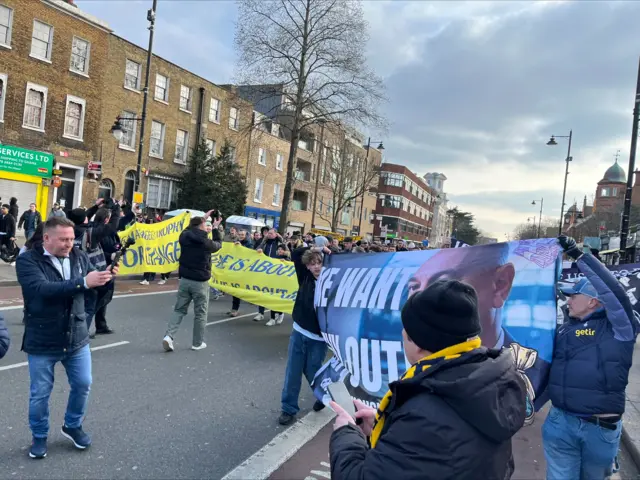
{"left": 80, "top": 0, "right": 640, "bottom": 239}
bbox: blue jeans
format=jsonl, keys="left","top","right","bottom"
{"left": 542, "top": 406, "right": 622, "bottom": 480}
{"left": 28, "top": 345, "right": 92, "bottom": 438}
{"left": 281, "top": 329, "right": 327, "bottom": 416}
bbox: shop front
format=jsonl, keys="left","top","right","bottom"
{"left": 0, "top": 144, "right": 53, "bottom": 214}
{"left": 245, "top": 205, "right": 281, "bottom": 229}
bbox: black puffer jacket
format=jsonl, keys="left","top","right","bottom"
{"left": 0, "top": 312, "right": 9, "bottom": 358}
{"left": 291, "top": 246, "right": 320, "bottom": 335}
{"left": 330, "top": 348, "right": 526, "bottom": 480}
{"left": 178, "top": 227, "right": 222, "bottom": 282}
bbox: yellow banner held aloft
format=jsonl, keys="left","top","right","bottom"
{"left": 209, "top": 243, "right": 298, "bottom": 314}
{"left": 117, "top": 212, "right": 189, "bottom": 275}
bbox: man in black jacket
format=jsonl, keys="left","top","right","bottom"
{"left": 162, "top": 212, "right": 222, "bottom": 352}
{"left": 279, "top": 236, "right": 331, "bottom": 426}
{"left": 0, "top": 312, "right": 9, "bottom": 358}
{"left": 329, "top": 280, "right": 526, "bottom": 480}
{"left": 0, "top": 204, "right": 16, "bottom": 249}
{"left": 18, "top": 203, "right": 43, "bottom": 241}
{"left": 16, "top": 216, "right": 118, "bottom": 459}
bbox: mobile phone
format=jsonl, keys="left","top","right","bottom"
{"left": 328, "top": 382, "right": 356, "bottom": 419}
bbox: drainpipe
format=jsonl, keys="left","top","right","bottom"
{"left": 195, "top": 87, "right": 205, "bottom": 146}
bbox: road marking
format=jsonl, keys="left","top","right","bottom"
{"left": 221, "top": 408, "right": 335, "bottom": 480}
{"left": 0, "top": 289, "right": 179, "bottom": 311}
{"left": 0, "top": 340, "right": 130, "bottom": 372}
{"left": 206, "top": 310, "right": 271, "bottom": 326}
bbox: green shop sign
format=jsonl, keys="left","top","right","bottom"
{"left": 0, "top": 145, "right": 53, "bottom": 178}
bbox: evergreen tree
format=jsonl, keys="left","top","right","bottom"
{"left": 176, "top": 140, "right": 247, "bottom": 216}
{"left": 447, "top": 207, "right": 480, "bottom": 245}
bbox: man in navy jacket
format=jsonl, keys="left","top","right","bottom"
{"left": 16, "top": 217, "right": 118, "bottom": 460}
{"left": 543, "top": 235, "right": 638, "bottom": 479}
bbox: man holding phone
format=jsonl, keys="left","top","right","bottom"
{"left": 163, "top": 211, "right": 222, "bottom": 352}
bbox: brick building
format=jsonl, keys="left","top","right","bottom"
{"left": 0, "top": 0, "right": 111, "bottom": 214}
{"left": 373, "top": 163, "right": 435, "bottom": 242}
{"left": 98, "top": 35, "right": 252, "bottom": 214}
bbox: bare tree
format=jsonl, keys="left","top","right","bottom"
{"left": 316, "top": 139, "right": 377, "bottom": 231}
{"left": 235, "top": 0, "right": 386, "bottom": 234}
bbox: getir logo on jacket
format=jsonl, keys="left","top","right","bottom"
{"left": 576, "top": 328, "right": 596, "bottom": 337}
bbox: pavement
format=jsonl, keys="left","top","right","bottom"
{"left": 0, "top": 280, "right": 639, "bottom": 479}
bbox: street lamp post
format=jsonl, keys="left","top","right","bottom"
{"left": 109, "top": 0, "right": 157, "bottom": 196}
{"left": 547, "top": 131, "right": 573, "bottom": 235}
{"left": 357, "top": 137, "right": 384, "bottom": 233}
{"left": 532, "top": 198, "right": 543, "bottom": 238}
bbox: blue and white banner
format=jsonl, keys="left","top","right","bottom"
{"left": 312, "top": 238, "right": 562, "bottom": 425}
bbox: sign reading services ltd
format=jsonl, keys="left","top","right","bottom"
{"left": 0, "top": 145, "right": 54, "bottom": 178}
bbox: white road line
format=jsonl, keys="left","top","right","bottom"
{"left": 221, "top": 408, "right": 335, "bottom": 480}
{"left": 0, "top": 340, "right": 131, "bottom": 372}
{"left": 206, "top": 310, "right": 271, "bottom": 326}
{"left": 0, "top": 289, "right": 179, "bottom": 311}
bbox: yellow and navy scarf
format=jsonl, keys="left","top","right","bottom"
{"left": 370, "top": 337, "right": 482, "bottom": 448}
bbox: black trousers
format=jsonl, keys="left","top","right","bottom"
{"left": 231, "top": 297, "right": 279, "bottom": 318}
{"left": 87, "top": 281, "right": 115, "bottom": 331}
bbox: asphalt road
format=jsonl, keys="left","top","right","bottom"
{"left": 0, "top": 281, "right": 316, "bottom": 479}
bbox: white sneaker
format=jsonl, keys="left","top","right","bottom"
{"left": 253, "top": 314, "right": 264, "bottom": 322}
{"left": 158, "top": 279, "right": 166, "bottom": 285}
{"left": 140, "top": 280, "right": 149, "bottom": 285}
{"left": 191, "top": 342, "right": 207, "bottom": 351}
{"left": 276, "top": 313, "right": 285, "bottom": 325}
{"left": 162, "top": 335, "right": 174, "bottom": 352}
{"left": 266, "top": 318, "right": 276, "bottom": 326}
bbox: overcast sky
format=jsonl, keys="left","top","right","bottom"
{"left": 80, "top": 0, "right": 640, "bottom": 239}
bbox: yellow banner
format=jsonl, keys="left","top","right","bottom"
{"left": 117, "top": 212, "right": 190, "bottom": 275}
{"left": 209, "top": 243, "right": 298, "bottom": 314}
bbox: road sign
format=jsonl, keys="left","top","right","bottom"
{"left": 133, "top": 192, "right": 144, "bottom": 204}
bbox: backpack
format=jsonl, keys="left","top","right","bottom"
{"left": 80, "top": 228, "right": 107, "bottom": 270}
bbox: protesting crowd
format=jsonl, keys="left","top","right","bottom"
{"left": 0, "top": 194, "right": 637, "bottom": 480}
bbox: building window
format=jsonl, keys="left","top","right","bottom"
{"left": 381, "top": 172, "right": 404, "bottom": 187}
{"left": 63, "top": 95, "right": 86, "bottom": 140}
{"left": 612, "top": 187, "right": 618, "bottom": 196}
{"left": 119, "top": 111, "right": 137, "bottom": 150}
{"left": 31, "top": 20, "right": 53, "bottom": 61}
{"left": 174, "top": 129, "right": 188, "bottom": 164}
{"left": 124, "top": 59, "right": 141, "bottom": 90}
{"left": 147, "top": 177, "right": 177, "bottom": 209}
{"left": 23, "top": 83, "right": 48, "bottom": 131}
{"left": 179, "top": 85, "right": 192, "bottom": 112}
{"left": 209, "top": 98, "right": 220, "bottom": 123}
{"left": 0, "top": 73, "right": 6, "bottom": 122}
{"left": 0, "top": 4, "right": 13, "bottom": 48}
{"left": 383, "top": 195, "right": 402, "bottom": 209}
{"left": 149, "top": 120, "right": 165, "bottom": 158}
{"left": 273, "top": 183, "right": 281, "bottom": 206}
{"left": 600, "top": 187, "right": 610, "bottom": 197}
{"left": 205, "top": 139, "right": 216, "bottom": 158}
{"left": 155, "top": 73, "right": 169, "bottom": 102}
{"left": 276, "top": 153, "right": 283, "bottom": 171}
{"left": 229, "top": 107, "right": 239, "bottom": 130}
{"left": 98, "top": 179, "right": 114, "bottom": 200}
{"left": 258, "top": 148, "right": 267, "bottom": 165}
{"left": 254, "top": 178, "right": 264, "bottom": 202}
{"left": 70, "top": 36, "right": 90, "bottom": 75}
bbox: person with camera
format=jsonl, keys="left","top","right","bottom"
{"left": 68, "top": 198, "right": 121, "bottom": 334}
{"left": 162, "top": 210, "right": 222, "bottom": 352}
{"left": 16, "top": 216, "right": 120, "bottom": 459}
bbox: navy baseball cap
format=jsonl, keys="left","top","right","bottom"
{"left": 559, "top": 277, "right": 599, "bottom": 300}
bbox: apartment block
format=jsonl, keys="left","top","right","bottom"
{"left": 0, "top": 0, "right": 111, "bottom": 212}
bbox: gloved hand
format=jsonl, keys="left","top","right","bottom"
{"left": 558, "top": 235, "right": 582, "bottom": 260}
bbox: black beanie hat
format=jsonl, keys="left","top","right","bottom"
{"left": 401, "top": 279, "right": 481, "bottom": 353}
{"left": 68, "top": 208, "right": 87, "bottom": 226}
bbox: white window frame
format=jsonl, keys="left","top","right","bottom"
{"left": 0, "top": 73, "right": 7, "bottom": 122}
{"left": 149, "top": 120, "right": 165, "bottom": 159}
{"left": 0, "top": 4, "right": 13, "bottom": 49}
{"left": 276, "top": 153, "right": 284, "bottom": 171}
{"left": 118, "top": 110, "right": 137, "bottom": 151}
{"left": 124, "top": 59, "right": 141, "bottom": 91}
{"left": 209, "top": 98, "right": 220, "bottom": 123}
{"left": 22, "top": 82, "right": 48, "bottom": 132}
{"left": 30, "top": 19, "right": 53, "bottom": 63}
{"left": 174, "top": 129, "right": 189, "bottom": 164}
{"left": 155, "top": 73, "right": 169, "bottom": 103}
{"left": 179, "top": 85, "right": 192, "bottom": 113}
{"left": 254, "top": 178, "right": 264, "bottom": 203}
{"left": 258, "top": 148, "right": 267, "bottom": 166}
{"left": 229, "top": 107, "right": 239, "bottom": 130}
{"left": 273, "top": 183, "right": 281, "bottom": 206}
{"left": 63, "top": 94, "right": 86, "bottom": 141}
{"left": 205, "top": 139, "right": 216, "bottom": 158}
{"left": 147, "top": 177, "right": 176, "bottom": 209}
{"left": 69, "top": 36, "right": 91, "bottom": 76}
